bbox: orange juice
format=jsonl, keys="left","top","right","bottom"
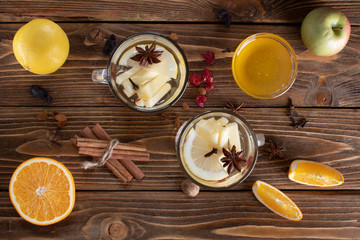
{"left": 232, "top": 33, "right": 297, "bottom": 99}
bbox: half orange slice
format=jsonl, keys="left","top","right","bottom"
{"left": 9, "top": 157, "right": 75, "bottom": 225}
{"left": 252, "top": 180, "right": 302, "bottom": 221}
{"left": 288, "top": 160, "right": 344, "bottom": 187}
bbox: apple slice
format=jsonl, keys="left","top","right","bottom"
{"left": 116, "top": 65, "right": 141, "bottom": 85}
{"left": 216, "top": 117, "right": 229, "bottom": 127}
{"left": 130, "top": 68, "right": 159, "bottom": 86}
{"left": 217, "top": 125, "right": 230, "bottom": 150}
{"left": 195, "top": 119, "right": 219, "bottom": 147}
{"left": 227, "top": 122, "right": 241, "bottom": 150}
{"left": 137, "top": 74, "right": 171, "bottom": 100}
{"left": 135, "top": 98, "right": 145, "bottom": 107}
{"left": 122, "top": 79, "right": 136, "bottom": 97}
{"left": 143, "top": 83, "right": 171, "bottom": 108}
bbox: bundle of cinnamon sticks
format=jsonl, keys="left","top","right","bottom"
{"left": 73, "top": 123, "right": 149, "bottom": 183}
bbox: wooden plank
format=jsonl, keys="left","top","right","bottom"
{"left": 0, "top": 23, "right": 359, "bottom": 107}
{"left": 0, "top": 106, "right": 358, "bottom": 191}
{"left": 0, "top": 0, "right": 359, "bottom": 24}
{"left": 0, "top": 191, "right": 359, "bottom": 239}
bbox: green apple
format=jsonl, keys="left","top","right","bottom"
{"left": 301, "top": 7, "right": 351, "bottom": 56}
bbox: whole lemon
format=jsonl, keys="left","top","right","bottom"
{"left": 13, "top": 19, "right": 69, "bottom": 75}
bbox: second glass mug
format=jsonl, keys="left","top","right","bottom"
{"left": 92, "top": 32, "right": 189, "bottom": 112}
{"left": 176, "top": 109, "right": 265, "bottom": 189}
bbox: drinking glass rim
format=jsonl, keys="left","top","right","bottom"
{"left": 107, "top": 31, "right": 189, "bottom": 112}
{"left": 232, "top": 32, "right": 298, "bottom": 99}
{"left": 176, "top": 109, "right": 259, "bottom": 189}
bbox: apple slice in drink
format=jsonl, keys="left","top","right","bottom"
{"left": 216, "top": 117, "right": 229, "bottom": 127}
{"left": 122, "top": 79, "right": 136, "bottom": 98}
{"left": 142, "top": 83, "right": 171, "bottom": 108}
{"left": 137, "top": 74, "right": 171, "bottom": 100}
{"left": 130, "top": 68, "right": 160, "bottom": 86}
{"left": 195, "top": 119, "right": 219, "bottom": 147}
{"left": 116, "top": 65, "right": 142, "bottom": 85}
{"left": 227, "top": 122, "right": 241, "bottom": 150}
{"left": 217, "top": 124, "right": 230, "bottom": 150}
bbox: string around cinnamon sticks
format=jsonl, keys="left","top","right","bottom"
{"left": 73, "top": 124, "right": 147, "bottom": 183}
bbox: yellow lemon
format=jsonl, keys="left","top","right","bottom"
{"left": 13, "top": 19, "right": 69, "bottom": 74}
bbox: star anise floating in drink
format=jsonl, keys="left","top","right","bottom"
{"left": 221, "top": 145, "right": 246, "bottom": 174}
{"left": 130, "top": 41, "right": 163, "bottom": 66}
{"left": 264, "top": 140, "right": 286, "bottom": 160}
{"left": 224, "top": 99, "right": 245, "bottom": 116}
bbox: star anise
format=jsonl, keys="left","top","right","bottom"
{"left": 224, "top": 99, "right": 245, "bottom": 116}
{"left": 221, "top": 145, "right": 246, "bottom": 174}
{"left": 130, "top": 41, "right": 163, "bottom": 66}
{"left": 264, "top": 140, "right": 286, "bottom": 160}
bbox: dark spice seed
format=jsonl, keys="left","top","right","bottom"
{"left": 218, "top": 9, "right": 232, "bottom": 27}
{"left": 103, "top": 34, "right": 117, "bottom": 55}
{"left": 29, "top": 85, "right": 53, "bottom": 104}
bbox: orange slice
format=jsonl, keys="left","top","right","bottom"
{"left": 9, "top": 157, "right": 75, "bottom": 225}
{"left": 288, "top": 160, "right": 344, "bottom": 187}
{"left": 252, "top": 180, "right": 302, "bottom": 221}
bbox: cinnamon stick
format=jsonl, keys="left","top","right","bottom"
{"left": 119, "top": 159, "right": 144, "bottom": 181}
{"left": 80, "top": 126, "right": 133, "bottom": 183}
{"left": 91, "top": 124, "right": 145, "bottom": 181}
{"left": 78, "top": 147, "right": 150, "bottom": 161}
{"left": 75, "top": 137, "right": 147, "bottom": 152}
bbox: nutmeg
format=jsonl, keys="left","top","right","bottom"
{"left": 181, "top": 179, "right": 200, "bottom": 197}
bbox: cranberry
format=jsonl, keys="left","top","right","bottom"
{"left": 200, "top": 51, "right": 215, "bottom": 65}
{"left": 201, "top": 69, "right": 213, "bottom": 83}
{"left": 204, "top": 83, "right": 214, "bottom": 92}
{"left": 196, "top": 95, "right": 207, "bottom": 108}
{"left": 189, "top": 73, "right": 201, "bottom": 86}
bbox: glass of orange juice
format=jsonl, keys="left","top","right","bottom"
{"left": 232, "top": 33, "right": 297, "bottom": 99}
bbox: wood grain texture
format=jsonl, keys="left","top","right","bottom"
{"left": 0, "top": 191, "right": 359, "bottom": 239}
{"left": 0, "top": 106, "right": 358, "bottom": 191}
{"left": 0, "top": 0, "right": 359, "bottom": 24}
{"left": 0, "top": 23, "right": 359, "bottom": 107}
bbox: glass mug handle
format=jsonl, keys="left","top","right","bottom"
{"left": 92, "top": 69, "right": 108, "bottom": 84}
{"left": 256, "top": 133, "right": 265, "bottom": 147}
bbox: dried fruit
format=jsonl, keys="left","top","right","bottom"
{"left": 198, "top": 87, "right": 207, "bottom": 95}
{"left": 160, "top": 112, "right": 170, "bottom": 120}
{"left": 218, "top": 9, "right": 232, "bottom": 27}
{"left": 182, "top": 102, "right": 190, "bottom": 111}
{"left": 36, "top": 112, "right": 48, "bottom": 120}
{"left": 29, "top": 85, "right": 53, "bottom": 104}
{"left": 189, "top": 74, "right": 201, "bottom": 86}
{"left": 201, "top": 69, "right": 213, "bottom": 83}
{"left": 130, "top": 41, "right": 163, "bottom": 66}
{"left": 181, "top": 179, "right": 200, "bottom": 197}
{"left": 54, "top": 113, "right": 67, "bottom": 128}
{"left": 200, "top": 51, "right": 215, "bottom": 65}
{"left": 103, "top": 34, "right": 117, "bottom": 55}
{"left": 196, "top": 95, "right": 207, "bottom": 108}
{"left": 170, "top": 32, "right": 179, "bottom": 41}
{"left": 204, "top": 83, "right": 214, "bottom": 92}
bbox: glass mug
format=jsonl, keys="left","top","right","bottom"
{"left": 232, "top": 33, "right": 297, "bottom": 99}
{"left": 92, "top": 32, "right": 189, "bottom": 112}
{"left": 176, "top": 109, "right": 265, "bottom": 189}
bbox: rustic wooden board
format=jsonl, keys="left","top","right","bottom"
{"left": 0, "top": 107, "right": 358, "bottom": 191}
{"left": 0, "top": 23, "right": 359, "bottom": 108}
{"left": 0, "top": 191, "right": 359, "bottom": 239}
{"left": 0, "top": 0, "right": 359, "bottom": 24}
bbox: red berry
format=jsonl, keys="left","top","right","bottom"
{"left": 189, "top": 74, "right": 201, "bottom": 86}
{"left": 200, "top": 51, "right": 215, "bottom": 65}
{"left": 201, "top": 69, "right": 213, "bottom": 83}
{"left": 196, "top": 95, "right": 207, "bottom": 108}
{"left": 204, "top": 83, "right": 214, "bottom": 92}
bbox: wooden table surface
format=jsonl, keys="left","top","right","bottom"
{"left": 1, "top": 1, "right": 360, "bottom": 239}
